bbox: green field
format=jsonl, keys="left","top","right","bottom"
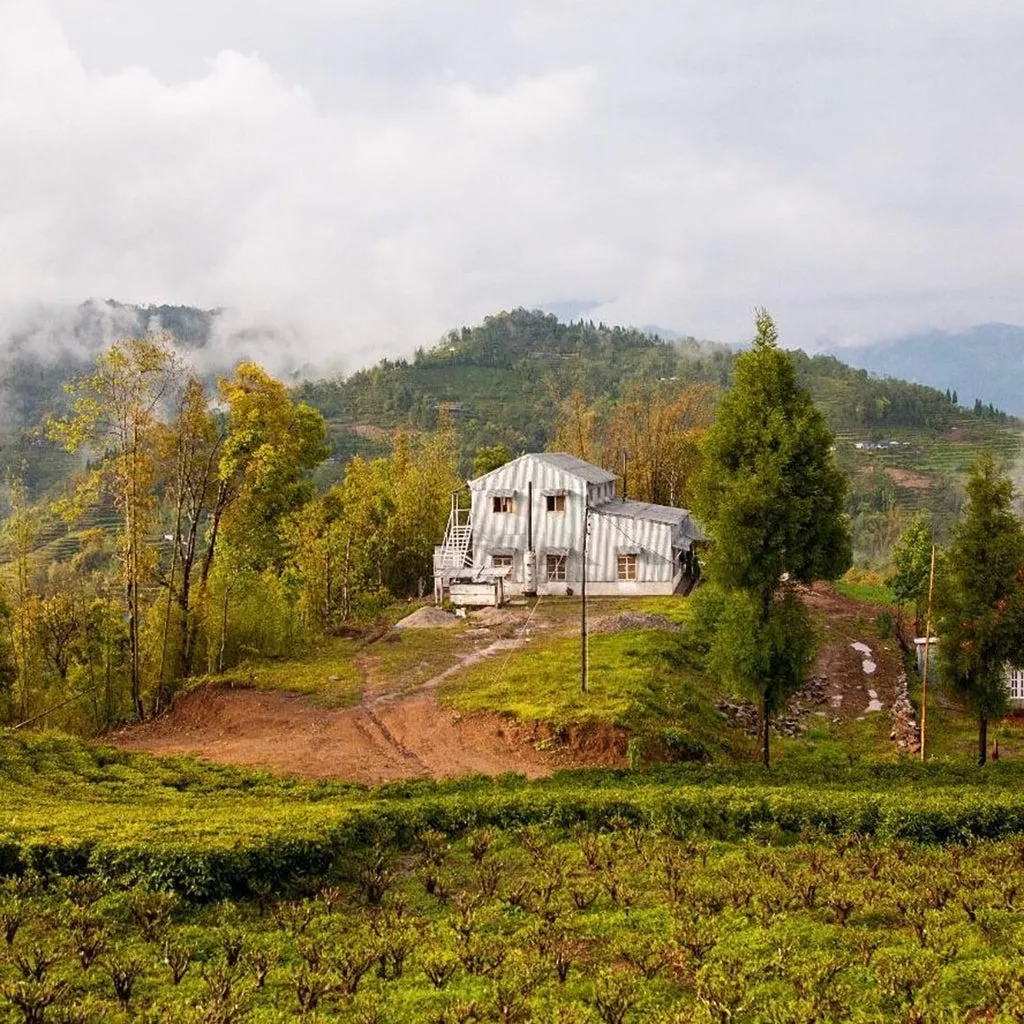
{"left": 9, "top": 737, "right": 1024, "bottom": 1020}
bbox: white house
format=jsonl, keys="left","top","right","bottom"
{"left": 915, "top": 637, "right": 1024, "bottom": 707}
{"left": 434, "top": 452, "right": 702, "bottom": 604}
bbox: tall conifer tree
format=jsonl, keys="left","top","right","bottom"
{"left": 937, "top": 454, "right": 1024, "bottom": 764}
{"left": 695, "top": 310, "right": 851, "bottom": 765}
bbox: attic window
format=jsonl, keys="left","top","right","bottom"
{"left": 546, "top": 493, "right": 566, "bottom": 513}
{"left": 492, "top": 495, "right": 513, "bottom": 513}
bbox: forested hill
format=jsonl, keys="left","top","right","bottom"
{"left": 0, "top": 304, "right": 1018, "bottom": 514}
{"left": 296, "top": 308, "right": 1009, "bottom": 462}
{"left": 837, "top": 323, "right": 1024, "bottom": 418}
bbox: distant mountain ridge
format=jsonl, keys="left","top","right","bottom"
{"left": 835, "top": 323, "right": 1024, "bottom": 417}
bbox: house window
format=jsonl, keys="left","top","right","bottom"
{"left": 491, "top": 554, "right": 513, "bottom": 569}
{"left": 1009, "top": 668, "right": 1024, "bottom": 701}
{"left": 546, "top": 493, "right": 566, "bottom": 513}
{"left": 617, "top": 553, "right": 637, "bottom": 581}
{"left": 492, "top": 495, "right": 513, "bottom": 513}
{"left": 546, "top": 553, "right": 566, "bottom": 581}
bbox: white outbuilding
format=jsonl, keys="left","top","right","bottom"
{"left": 434, "top": 452, "right": 702, "bottom": 605}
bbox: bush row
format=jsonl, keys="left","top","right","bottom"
{"left": 6, "top": 782, "right": 1024, "bottom": 900}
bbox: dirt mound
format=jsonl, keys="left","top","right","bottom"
{"left": 592, "top": 612, "right": 680, "bottom": 634}
{"left": 394, "top": 606, "right": 461, "bottom": 630}
{"left": 111, "top": 675, "right": 626, "bottom": 784}
{"left": 470, "top": 607, "right": 526, "bottom": 628}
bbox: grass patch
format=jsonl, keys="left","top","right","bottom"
{"left": 835, "top": 568, "right": 895, "bottom": 606}
{"left": 440, "top": 625, "right": 748, "bottom": 761}
{"left": 202, "top": 635, "right": 365, "bottom": 707}
{"left": 367, "top": 624, "right": 471, "bottom": 693}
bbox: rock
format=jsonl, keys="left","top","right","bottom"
{"left": 889, "top": 672, "right": 921, "bottom": 754}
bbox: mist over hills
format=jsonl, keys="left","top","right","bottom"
{"left": 836, "top": 324, "right": 1024, "bottom": 417}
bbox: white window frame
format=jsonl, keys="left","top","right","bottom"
{"left": 491, "top": 553, "right": 513, "bottom": 569}
{"left": 617, "top": 553, "right": 638, "bottom": 581}
{"left": 1009, "top": 667, "right": 1024, "bottom": 701}
{"left": 492, "top": 495, "right": 513, "bottom": 514}
{"left": 545, "top": 553, "right": 566, "bottom": 581}
{"left": 545, "top": 493, "right": 566, "bottom": 513}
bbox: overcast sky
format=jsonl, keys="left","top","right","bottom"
{"left": 3, "top": 1, "right": 1023, "bottom": 370}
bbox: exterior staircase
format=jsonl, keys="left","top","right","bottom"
{"left": 433, "top": 492, "right": 473, "bottom": 601}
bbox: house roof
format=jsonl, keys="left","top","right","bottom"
{"left": 469, "top": 452, "right": 617, "bottom": 486}
{"left": 594, "top": 499, "right": 704, "bottom": 540}
{"left": 528, "top": 452, "right": 618, "bottom": 484}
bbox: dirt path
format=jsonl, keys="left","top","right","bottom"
{"left": 801, "top": 583, "right": 905, "bottom": 725}
{"left": 111, "top": 636, "right": 618, "bottom": 784}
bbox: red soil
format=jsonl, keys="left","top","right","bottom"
{"left": 110, "top": 678, "right": 626, "bottom": 785}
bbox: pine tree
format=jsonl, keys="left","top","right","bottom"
{"left": 695, "top": 310, "right": 851, "bottom": 766}
{"left": 936, "top": 454, "right": 1024, "bottom": 764}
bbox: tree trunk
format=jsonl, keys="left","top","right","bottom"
{"left": 979, "top": 714, "right": 988, "bottom": 766}
{"left": 761, "top": 693, "right": 771, "bottom": 768}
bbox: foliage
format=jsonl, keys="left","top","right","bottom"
{"left": 552, "top": 382, "right": 715, "bottom": 506}
{"left": 887, "top": 514, "right": 934, "bottom": 630}
{"left": 706, "top": 589, "right": 816, "bottom": 721}
{"left": 936, "top": 454, "right": 1024, "bottom": 764}
{"left": 49, "top": 336, "right": 178, "bottom": 719}
{"left": 694, "top": 310, "right": 851, "bottom": 764}
{"left": 472, "top": 445, "right": 513, "bottom": 478}
{"left": 10, "top": 743, "right": 1024, "bottom": 1019}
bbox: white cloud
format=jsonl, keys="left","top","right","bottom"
{"left": 2, "top": 0, "right": 1024, "bottom": 372}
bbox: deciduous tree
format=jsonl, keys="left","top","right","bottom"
{"left": 887, "top": 515, "right": 934, "bottom": 634}
{"left": 51, "top": 337, "right": 177, "bottom": 720}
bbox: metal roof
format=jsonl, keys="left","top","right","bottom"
{"left": 530, "top": 452, "right": 618, "bottom": 484}
{"left": 469, "top": 452, "right": 618, "bottom": 486}
{"left": 595, "top": 499, "right": 705, "bottom": 540}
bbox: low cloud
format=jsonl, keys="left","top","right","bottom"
{"left": 3, "top": 1, "right": 1024, "bottom": 372}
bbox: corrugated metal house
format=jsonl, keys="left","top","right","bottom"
{"left": 434, "top": 452, "right": 703, "bottom": 604}
{"left": 915, "top": 637, "right": 1024, "bottom": 706}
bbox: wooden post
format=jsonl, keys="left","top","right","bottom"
{"left": 581, "top": 504, "right": 589, "bottom": 694}
{"left": 920, "top": 544, "right": 936, "bottom": 761}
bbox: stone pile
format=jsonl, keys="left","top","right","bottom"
{"left": 714, "top": 700, "right": 804, "bottom": 738}
{"left": 787, "top": 675, "right": 828, "bottom": 713}
{"left": 889, "top": 672, "right": 921, "bottom": 754}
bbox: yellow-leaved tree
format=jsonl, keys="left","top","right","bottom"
{"left": 50, "top": 337, "right": 177, "bottom": 720}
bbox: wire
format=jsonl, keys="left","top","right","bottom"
{"left": 600, "top": 512, "right": 681, "bottom": 569}
{"left": 488, "top": 590, "right": 545, "bottom": 689}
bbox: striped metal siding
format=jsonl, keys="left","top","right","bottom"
{"left": 469, "top": 455, "right": 677, "bottom": 584}
{"left": 470, "top": 455, "right": 588, "bottom": 583}
{"left": 588, "top": 512, "right": 674, "bottom": 583}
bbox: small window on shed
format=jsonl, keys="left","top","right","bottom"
{"left": 492, "top": 495, "right": 513, "bottom": 513}
{"left": 491, "top": 554, "right": 513, "bottom": 569}
{"left": 617, "top": 553, "right": 637, "bottom": 581}
{"left": 546, "top": 493, "right": 566, "bottom": 513}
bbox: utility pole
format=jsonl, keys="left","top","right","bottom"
{"left": 581, "top": 504, "right": 589, "bottom": 693}
{"left": 920, "top": 544, "right": 937, "bottom": 761}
